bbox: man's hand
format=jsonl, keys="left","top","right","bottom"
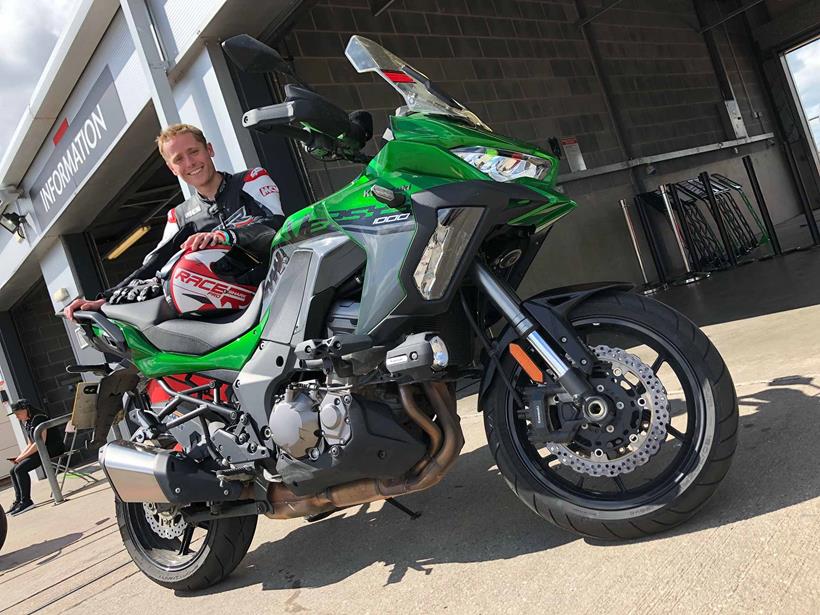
{"left": 65, "top": 297, "right": 107, "bottom": 322}
{"left": 181, "top": 231, "right": 227, "bottom": 252}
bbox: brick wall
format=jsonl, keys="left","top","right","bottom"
{"left": 10, "top": 281, "right": 80, "bottom": 419}
{"left": 279, "top": 0, "right": 772, "bottom": 197}
{"left": 259, "top": 0, "right": 799, "bottom": 289}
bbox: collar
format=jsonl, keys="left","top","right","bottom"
{"left": 196, "top": 171, "right": 229, "bottom": 203}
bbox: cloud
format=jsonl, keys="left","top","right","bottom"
{"left": 0, "top": 0, "right": 78, "bottom": 157}
{"left": 786, "top": 39, "right": 820, "bottom": 150}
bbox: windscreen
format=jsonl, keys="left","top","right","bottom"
{"left": 345, "top": 35, "right": 490, "bottom": 131}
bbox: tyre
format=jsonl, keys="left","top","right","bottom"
{"left": 483, "top": 290, "right": 738, "bottom": 540}
{"left": 0, "top": 504, "right": 6, "bottom": 552}
{"left": 116, "top": 498, "right": 258, "bottom": 590}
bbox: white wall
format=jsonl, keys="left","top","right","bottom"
{"left": 0, "top": 412, "right": 18, "bottom": 479}
{"left": 172, "top": 41, "right": 259, "bottom": 173}
{"left": 147, "top": 0, "right": 222, "bottom": 62}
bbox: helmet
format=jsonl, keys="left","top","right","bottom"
{"left": 165, "top": 246, "right": 258, "bottom": 316}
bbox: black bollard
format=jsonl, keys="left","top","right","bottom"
{"left": 700, "top": 172, "right": 737, "bottom": 267}
{"left": 741, "top": 155, "right": 782, "bottom": 256}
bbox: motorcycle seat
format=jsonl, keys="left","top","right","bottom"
{"left": 101, "top": 296, "right": 176, "bottom": 329}
{"left": 101, "top": 290, "right": 264, "bottom": 355}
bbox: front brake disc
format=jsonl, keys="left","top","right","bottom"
{"left": 545, "top": 345, "right": 670, "bottom": 477}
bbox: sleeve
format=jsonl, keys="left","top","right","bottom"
{"left": 241, "top": 167, "right": 283, "bottom": 217}
{"left": 223, "top": 168, "right": 285, "bottom": 260}
{"left": 228, "top": 222, "right": 282, "bottom": 261}
{"left": 28, "top": 415, "right": 46, "bottom": 443}
{"left": 102, "top": 218, "right": 197, "bottom": 299}
{"left": 145, "top": 208, "right": 182, "bottom": 263}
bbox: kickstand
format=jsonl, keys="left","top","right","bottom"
{"left": 306, "top": 508, "right": 338, "bottom": 523}
{"left": 385, "top": 497, "right": 421, "bottom": 520}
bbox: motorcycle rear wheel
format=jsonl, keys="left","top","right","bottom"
{"left": 116, "top": 499, "right": 257, "bottom": 590}
{"left": 483, "top": 290, "right": 738, "bottom": 540}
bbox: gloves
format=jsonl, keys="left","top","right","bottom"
{"left": 109, "top": 277, "right": 163, "bottom": 304}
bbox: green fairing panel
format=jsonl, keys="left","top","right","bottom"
{"left": 112, "top": 312, "right": 269, "bottom": 378}
{"left": 377, "top": 115, "right": 575, "bottom": 228}
{"left": 264, "top": 114, "right": 576, "bottom": 334}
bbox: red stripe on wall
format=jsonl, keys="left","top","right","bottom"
{"left": 53, "top": 118, "right": 69, "bottom": 145}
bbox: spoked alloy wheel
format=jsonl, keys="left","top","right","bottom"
{"left": 483, "top": 291, "right": 738, "bottom": 540}
{"left": 116, "top": 499, "right": 257, "bottom": 590}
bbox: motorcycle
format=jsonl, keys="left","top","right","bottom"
{"left": 72, "top": 34, "right": 738, "bottom": 590}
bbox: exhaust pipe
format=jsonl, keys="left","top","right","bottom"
{"left": 267, "top": 381, "right": 464, "bottom": 519}
{"left": 99, "top": 441, "right": 242, "bottom": 504}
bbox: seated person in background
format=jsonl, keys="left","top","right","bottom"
{"left": 65, "top": 123, "right": 284, "bottom": 321}
{"left": 6, "top": 399, "right": 65, "bottom": 516}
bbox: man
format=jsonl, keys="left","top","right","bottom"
{"left": 65, "top": 123, "right": 284, "bottom": 320}
{"left": 6, "top": 400, "right": 65, "bottom": 516}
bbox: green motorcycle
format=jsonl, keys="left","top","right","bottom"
{"left": 75, "top": 35, "right": 738, "bottom": 590}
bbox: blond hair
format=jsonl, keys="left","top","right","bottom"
{"left": 156, "top": 124, "right": 207, "bottom": 158}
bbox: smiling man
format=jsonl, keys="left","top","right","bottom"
{"left": 65, "top": 123, "right": 284, "bottom": 319}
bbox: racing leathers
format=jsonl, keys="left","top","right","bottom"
{"left": 105, "top": 167, "right": 283, "bottom": 302}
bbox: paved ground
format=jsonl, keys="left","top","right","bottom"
{"left": 4, "top": 251, "right": 820, "bottom": 614}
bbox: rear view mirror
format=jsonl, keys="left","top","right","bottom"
{"left": 222, "top": 35, "right": 296, "bottom": 78}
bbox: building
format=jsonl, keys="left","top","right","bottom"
{"left": 0, "top": 0, "right": 817, "bottom": 464}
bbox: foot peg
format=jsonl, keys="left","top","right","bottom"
{"left": 66, "top": 363, "right": 111, "bottom": 376}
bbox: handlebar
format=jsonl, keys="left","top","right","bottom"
{"left": 242, "top": 98, "right": 372, "bottom": 164}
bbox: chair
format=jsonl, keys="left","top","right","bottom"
{"left": 51, "top": 383, "right": 102, "bottom": 491}
{"left": 52, "top": 422, "right": 99, "bottom": 491}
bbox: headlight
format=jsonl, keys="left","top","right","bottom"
{"left": 451, "top": 146, "right": 552, "bottom": 182}
{"left": 413, "top": 207, "right": 483, "bottom": 300}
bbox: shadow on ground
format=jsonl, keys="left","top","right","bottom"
{"left": 656, "top": 249, "right": 820, "bottom": 327}
{"left": 187, "top": 439, "right": 575, "bottom": 597}
{"left": 0, "top": 532, "right": 84, "bottom": 573}
{"left": 181, "top": 375, "right": 820, "bottom": 595}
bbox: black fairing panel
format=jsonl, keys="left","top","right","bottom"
{"left": 276, "top": 396, "right": 426, "bottom": 495}
{"left": 367, "top": 180, "right": 549, "bottom": 343}
{"left": 476, "top": 282, "right": 635, "bottom": 408}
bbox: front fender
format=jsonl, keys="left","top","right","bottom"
{"left": 477, "top": 282, "right": 634, "bottom": 410}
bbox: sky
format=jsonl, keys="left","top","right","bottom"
{"left": 0, "top": 0, "right": 77, "bottom": 159}
{"left": 786, "top": 38, "right": 820, "bottom": 154}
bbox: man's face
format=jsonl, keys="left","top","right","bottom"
{"left": 162, "top": 133, "right": 217, "bottom": 192}
{"left": 13, "top": 408, "right": 28, "bottom": 421}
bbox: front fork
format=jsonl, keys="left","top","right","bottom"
{"left": 472, "top": 261, "right": 606, "bottom": 419}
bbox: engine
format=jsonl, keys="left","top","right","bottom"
{"left": 267, "top": 383, "right": 426, "bottom": 495}
{"left": 267, "top": 386, "right": 351, "bottom": 460}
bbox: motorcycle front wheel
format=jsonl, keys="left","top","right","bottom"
{"left": 483, "top": 290, "right": 738, "bottom": 540}
{"left": 115, "top": 499, "right": 257, "bottom": 590}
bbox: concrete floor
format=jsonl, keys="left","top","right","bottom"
{"left": 4, "top": 250, "right": 820, "bottom": 614}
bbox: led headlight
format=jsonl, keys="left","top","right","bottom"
{"left": 413, "top": 207, "right": 483, "bottom": 300}
{"left": 451, "top": 146, "right": 552, "bottom": 182}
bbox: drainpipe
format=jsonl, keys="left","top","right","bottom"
{"left": 572, "top": 0, "right": 646, "bottom": 194}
